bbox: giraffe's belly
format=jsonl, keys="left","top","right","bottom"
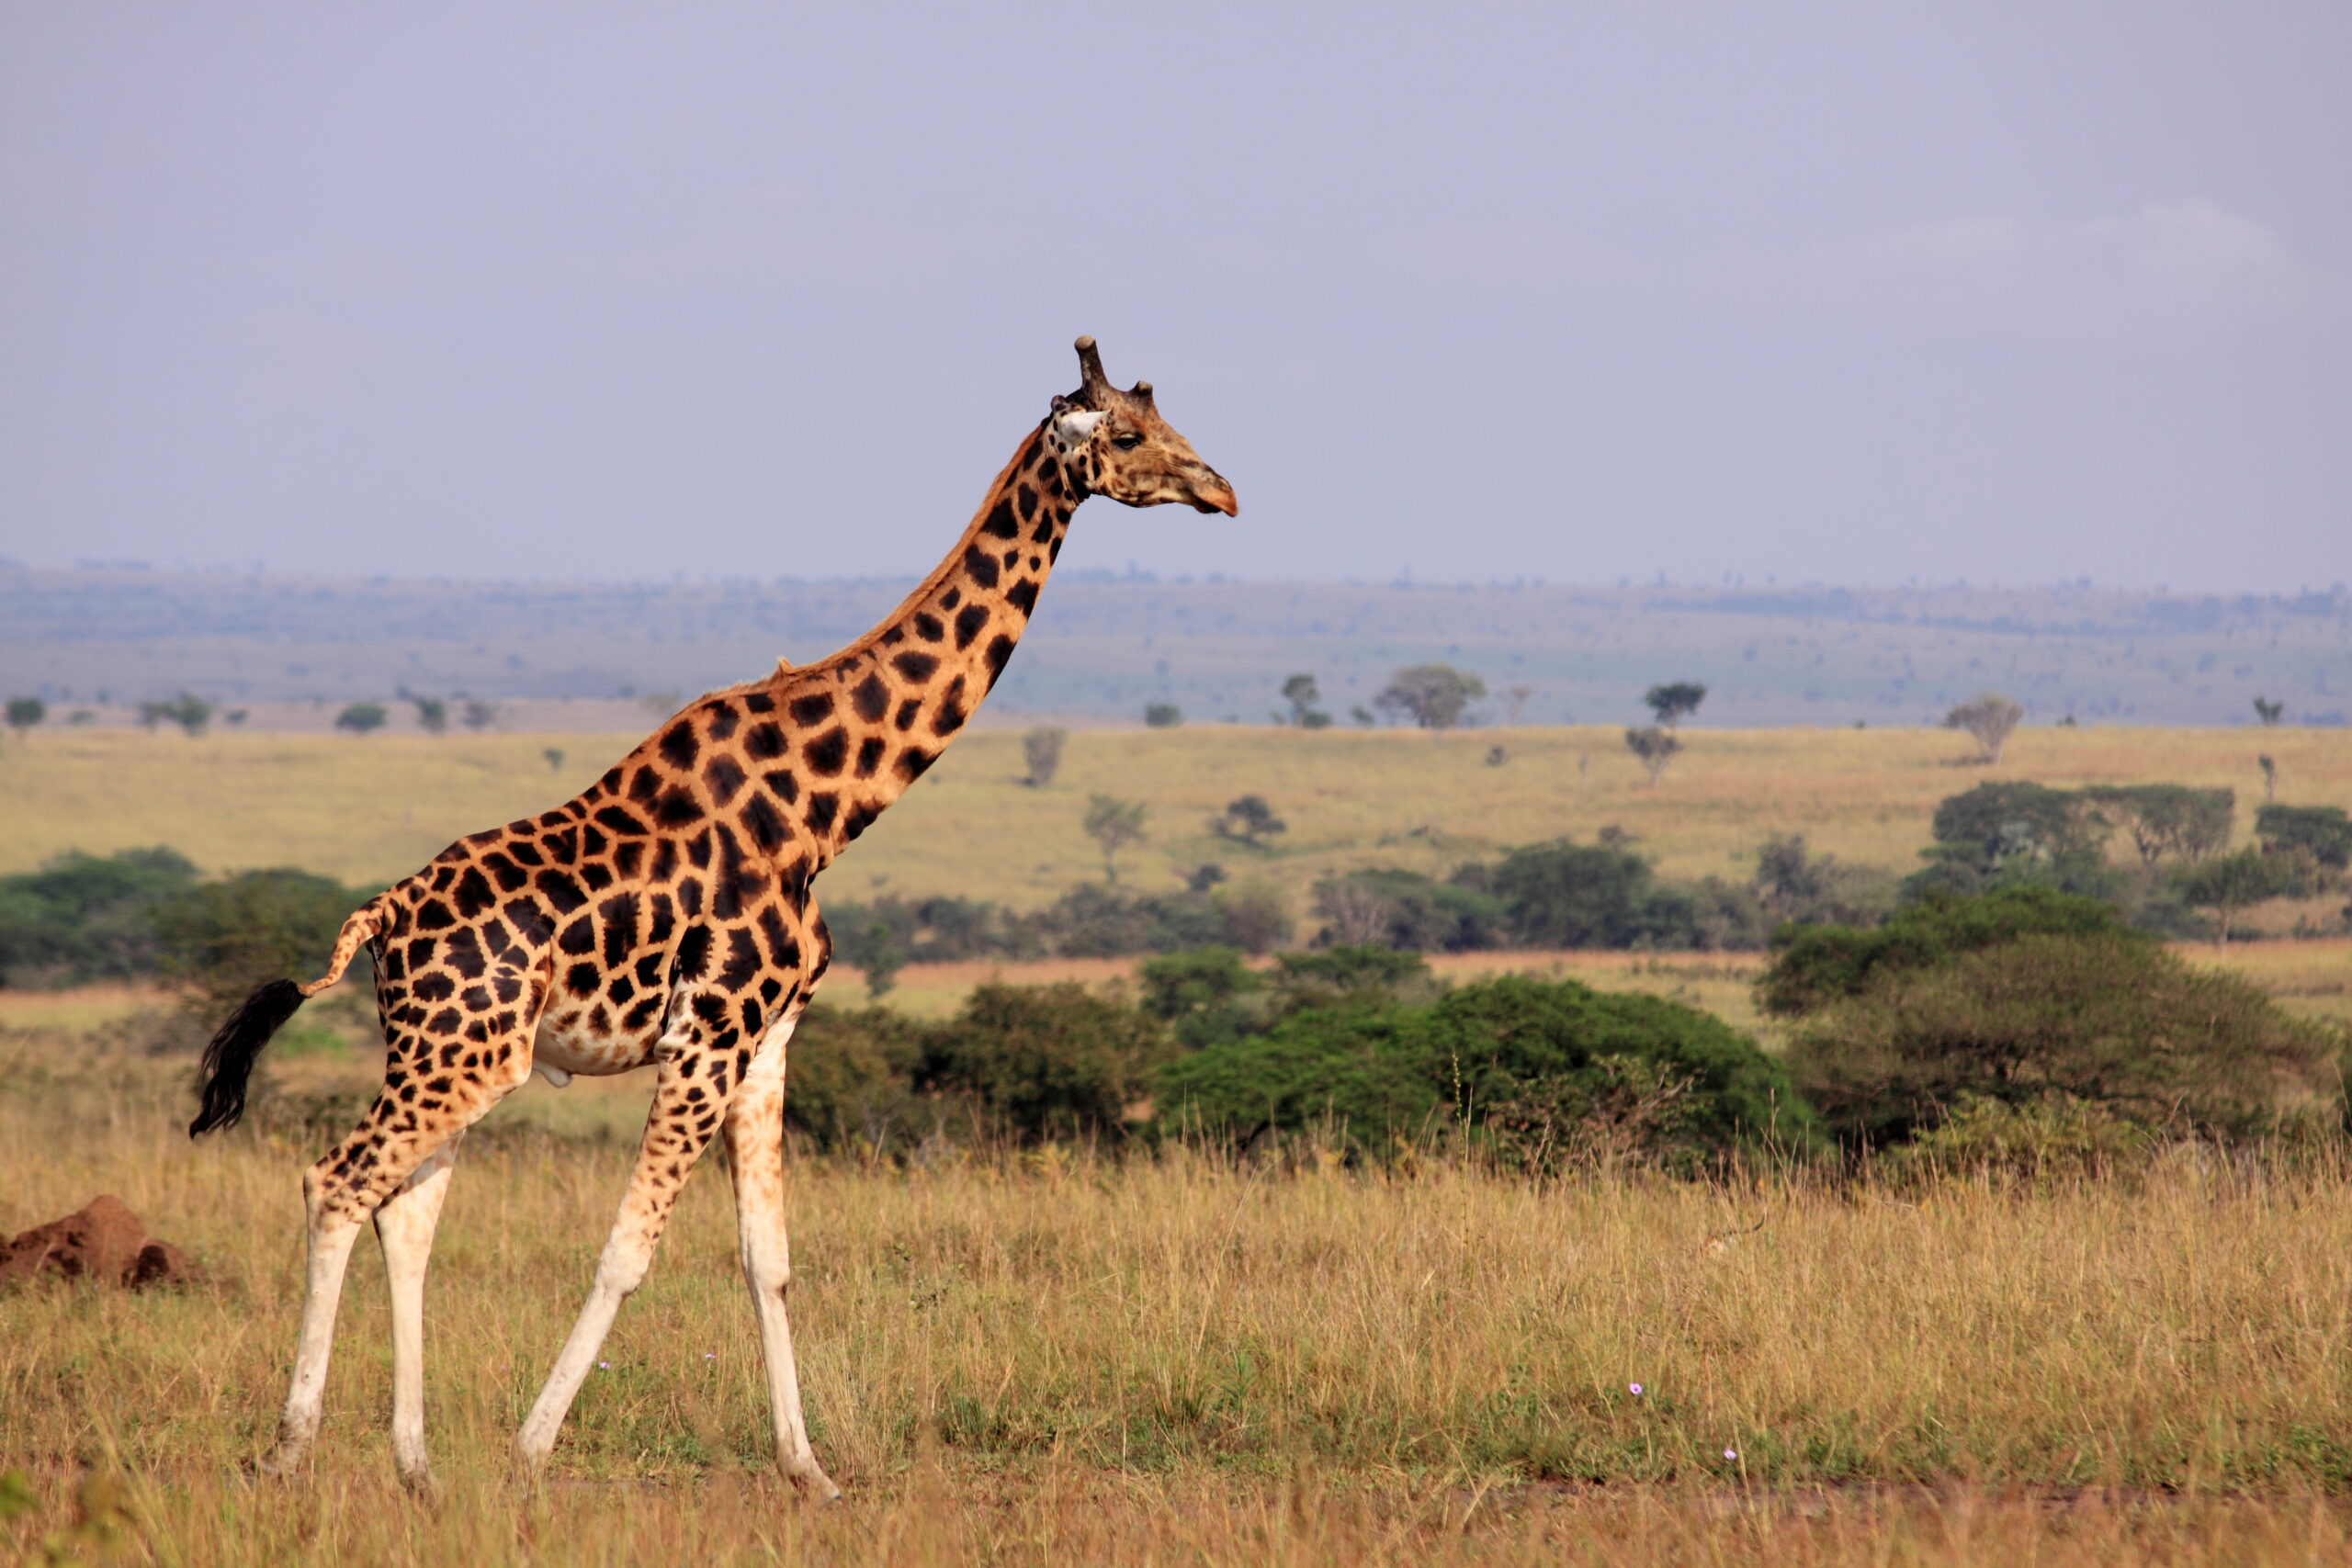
{"left": 531, "top": 1009, "right": 663, "bottom": 1078}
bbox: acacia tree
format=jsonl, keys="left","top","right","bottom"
{"left": 2174, "top": 849, "right": 2299, "bottom": 947}
{"left": 1623, "top": 726, "right": 1681, "bottom": 786}
{"left": 334, "top": 702, "right": 389, "bottom": 736}
{"left": 1374, "top": 664, "right": 1486, "bottom": 732}
{"left": 1083, "top": 794, "right": 1149, "bottom": 884}
{"left": 1644, "top": 682, "right": 1707, "bottom": 728}
{"left": 1944, "top": 693, "right": 2024, "bottom": 765}
{"left": 2086, "top": 784, "right": 2234, "bottom": 871}
{"left": 5, "top": 696, "right": 44, "bottom": 739}
{"left": 2254, "top": 696, "right": 2284, "bottom": 727}
{"left": 1279, "top": 673, "right": 1331, "bottom": 729}
{"left": 1209, "top": 794, "right": 1286, "bottom": 848}
{"left": 140, "top": 693, "right": 213, "bottom": 737}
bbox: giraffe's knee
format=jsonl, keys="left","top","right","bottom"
{"left": 594, "top": 1235, "right": 658, "bottom": 1298}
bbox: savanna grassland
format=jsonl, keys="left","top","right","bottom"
{"left": 4, "top": 722, "right": 2346, "bottom": 906}
{"left": 10, "top": 1027, "right": 2352, "bottom": 1566}
{"left": 5, "top": 724, "right": 2352, "bottom": 1565}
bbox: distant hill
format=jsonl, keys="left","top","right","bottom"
{"left": 2, "top": 566, "right": 2346, "bottom": 729}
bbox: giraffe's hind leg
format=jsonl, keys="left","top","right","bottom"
{"left": 377, "top": 1131, "right": 466, "bottom": 1493}
{"left": 723, "top": 1010, "right": 840, "bottom": 1499}
{"left": 262, "top": 1034, "right": 529, "bottom": 1477}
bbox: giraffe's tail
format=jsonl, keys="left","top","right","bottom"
{"left": 188, "top": 899, "right": 387, "bottom": 1137}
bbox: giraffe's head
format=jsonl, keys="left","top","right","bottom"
{"left": 1046, "top": 336, "right": 1238, "bottom": 516}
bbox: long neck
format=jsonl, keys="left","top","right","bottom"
{"left": 734, "top": 423, "right": 1083, "bottom": 866}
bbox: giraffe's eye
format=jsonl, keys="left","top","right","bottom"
{"left": 1112, "top": 433, "right": 1143, "bottom": 451}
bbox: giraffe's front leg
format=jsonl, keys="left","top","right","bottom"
{"left": 515, "top": 1050, "right": 728, "bottom": 1472}
{"left": 722, "top": 1010, "right": 841, "bottom": 1500}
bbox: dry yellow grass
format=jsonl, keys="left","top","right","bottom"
{"left": 3, "top": 724, "right": 2345, "bottom": 907}
{"left": 10, "top": 1028, "right": 2352, "bottom": 1565}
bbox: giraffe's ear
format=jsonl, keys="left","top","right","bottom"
{"left": 1046, "top": 398, "right": 1105, "bottom": 447}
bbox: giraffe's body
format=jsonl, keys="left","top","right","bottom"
{"left": 190, "top": 340, "right": 1235, "bottom": 1495}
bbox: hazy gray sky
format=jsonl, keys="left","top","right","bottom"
{"left": 3, "top": 3, "right": 2346, "bottom": 590}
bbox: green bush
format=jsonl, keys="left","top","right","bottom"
{"left": 1758, "top": 886, "right": 2134, "bottom": 1017}
{"left": 1308, "top": 867, "right": 1506, "bottom": 951}
{"left": 151, "top": 868, "right": 368, "bottom": 1015}
{"left": 2256, "top": 804, "right": 2352, "bottom": 874}
{"left": 916, "top": 982, "right": 1171, "bottom": 1145}
{"left": 1876, "top": 1093, "right": 2154, "bottom": 1187}
{"left": 0, "top": 847, "right": 198, "bottom": 987}
{"left": 1159, "top": 975, "right": 1820, "bottom": 1171}
{"left": 782, "top": 1003, "right": 933, "bottom": 1154}
{"left": 1786, "top": 933, "right": 2335, "bottom": 1147}
{"left": 1136, "top": 947, "right": 1264, "bottom": 1050}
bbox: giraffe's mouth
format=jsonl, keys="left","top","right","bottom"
{"left": 1187, "top": 469, "right": 1239, "bottom": 516}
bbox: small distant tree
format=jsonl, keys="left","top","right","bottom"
{"left": 409, "top": 695, "right": 449, "bottom": 735}
{"left": 461, "top": 699, "right": 498, "bottom": 731}
{"left": 5, "top": 696, "right": 44, "bottom": 738}
{"left": 1623, "top": 726, "right": 1681, "bottom": 787}
{"left": 1082, "top": 794, "right": 1149, "bottom": 884}
{"left": 1374, "top": 664, "right": 1486, "bottom": 732}
{"left": 1501, "top": 684, "right": 1535, "bottom": 725}
{"left": 1279, "top": 674, "right": 1331, "bottom": 728}
{"left": 1644, "top": 682, "right": 1707, "bottom": 728}
{"left": 223, "top": 708, "right": 249, "bottom": 727}
{"left": 2253, "top": 696, "right": 2284, "bottom": 727}
{"left": 1143, "top": 702, "right": 1182, "bottom": 728}
{"left": 1944, "top": 693, "right": 2024, "bottom": 765}
{"left": 2174, "top": 849, "right": 2300, "bottom": 947}
{"left": 541, "top": 747, "right": 566, "bottom": 773}
{"left": 334, "top": 702, "right": 389, "bottom": 736}
{"left": 1351, "top": 705, "right": 1376, "bottom": 728}
{"left": 860, "top": 919, "right": 906, "bottom": 1001}
{"left": 140, "top": 693, "right": 213, "bottom": 737}
{"left": 2258, "top": 754, "right": 2278, "bottom": 802}
{"left": 1022, "top": 726, "right": 1066, "bottom": 788}
{"left": 1209, "top": 795, "right": 1286, "bottom": 849}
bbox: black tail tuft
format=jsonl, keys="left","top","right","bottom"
{"left": 188, "top": 978, "right": 308, "bottom": 1137}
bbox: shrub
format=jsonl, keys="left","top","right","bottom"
{"left": 1786, "top": 933, "right": 2335, "bottom": 1147}
{"left": 1758, "top": 886, "right": 2132, "bottom": 1017}
{"left": 1136, "top": 947, "right": 1264, "bottom": 1049}
{"left": 1212, "top": 880, "right": 1294, "bottom": 955}
{"left": 1310, "top": 868, "right": 1506, "bottom": 952}
{"left": 334, "top": 703, "right": 389, "bottom": 736}
{"left": 1021, "top": 727, "right": 1065, "bottom": 788}
{"left": 2257, "top": 804, "right": 2352, "bottom": 874}
{"left": 0, "top": 847, "right": 200, "bottom": 987}
{"left": 151, "top": 868, "right": 368, "bottom": 1017}
{"left": 916, "top": 982, "right": 1170, "bottom": 1144}
{"left": 1142, "top": 702, "right": 1182, "bottom": 728}
{"left": 1159, "top": 975, "right": 1820, "bottom": 1171}
{"left": 782, "top": 1004, "right": 933, "bottom": 1154}
{"left": 1876, "top": 1093, "right": 2154, "bottom": 1187}
{"left": 1751, "top": 833, "right": 1896, "bottom": 928}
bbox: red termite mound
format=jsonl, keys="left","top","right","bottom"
{"left": 0, "top": 1194, "right": 204, "bottom": 1289}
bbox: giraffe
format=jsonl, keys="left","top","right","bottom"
{"left": 188, "top": 337, "right": 1236, "bottom": 1497}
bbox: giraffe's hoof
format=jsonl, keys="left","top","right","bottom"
{"left": 252, "top": 1446, "right": 308, "bottom": 1481}
{"left": 395, "top": 1463, "right": 441, "bottom": 1501}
